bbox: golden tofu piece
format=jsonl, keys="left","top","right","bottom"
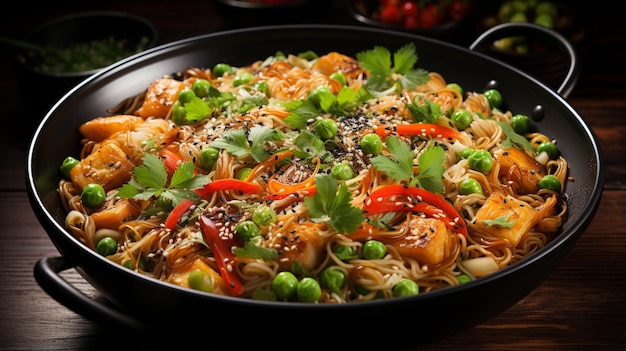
{"left": 474, "top": 192, "right": 539, "bottom": 247}
{"left": 271, "top": 222, "right": 327, "bottom": 271}
{"left": 493, "top": 147, "right": 547, "bottom": 194}
{"left": 78, "top": 115, "right": 143, "bottom": 142}
{"left": 391, "top": 216, "right": 453, "bottom": 265}
{"left": 135, "top": 78, "right": 187, "bottom": 118}
{"left": 167, "top": 258, "right": 228, "bottom": 295}
{"left": 90, "top": 197, "right": 141, "bottom": 230}
{"left": 70, "top": 143, "right": 135, "bottom": 192}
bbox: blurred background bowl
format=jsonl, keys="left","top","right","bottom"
{"left": 347, "top": 0, "right": 476, "bottom": 45}
{"left": 211, "top": 0, "right": 333, "bottom": 27}
{"left": 9, "top": 11, "right": 158, "bottom": 128}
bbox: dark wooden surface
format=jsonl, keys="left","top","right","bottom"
{"left": 1, "top": 1, "right": 624, "bottom": 350}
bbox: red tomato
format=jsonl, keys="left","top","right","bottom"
{"left": 380, "top": 3, "right": 402, "bottom": 24}
{"left": 419, "top": 3, "right": 443, "bottom": 28}
{"left": 400, "top": 1, "right": 419, "bottom": 18}
{"left": 449, "top": 0, "right": 471, "bottom": 22}
{"left": 403, "top": 15, "right": 420, "bottom": 29}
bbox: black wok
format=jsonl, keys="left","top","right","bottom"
{"left": 27, "top": 24, "right": 603, "bottom": 348}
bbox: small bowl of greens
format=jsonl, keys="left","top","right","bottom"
{"left": 10, "top": 11, "right": 158, "bottom": 125}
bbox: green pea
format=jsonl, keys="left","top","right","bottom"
{"left": 178, "top": 89, "right": 196, "bottom": 104}
{"left": 233, "top": 71, "right": 254, "bottom": 87}
{"left": 320, "top": 267, "right": 346, "bottom": 295}
{"left": 296, "top": 277, "right": 322, "bottom": 303}
{"left": 331, "top": 163, "right": 354, "bottom": 180}
{"left": 212, "top": 63, "right": 233, "bottom": 77}
{"left": 171, "top": 101, "right": 188, "bottom": 126}
{"left": 360, "top": 133, "right": 383, "bottom": 155}
{"left": 81, "top": 183, "right": 106, "bottom": 208}
{"left": 307, "top": 85, "right": 332, "bottom": 105}
{"left": 392, "top": 278, "right": 419, "bottom": 297}
{"left": 234, "top": 220, "right": 260, "bottom": 242}
{"left": 459, "top": 178, "right": 483, "bottom": 195}
{"left": 362, "top": 240, "right": 386, "bottom": 260}
{"left": 60, "top": 156, "right": 79, "bottom": 179}
{"left": 96, "top": 237, "right": 117, "bottom": 256}
{"left": 314, "top": 117, "right": 338, "bottom": 140}
{"left": 272, "top": 271, "right": 299, "bottom": 300}
{"left": 333, "top": 244, "right": 358, "bottom": 261}
{"left": 199, "top": 147, "right": 219, "bottom": 170}
{"left": 460, "top": 147, "right": 475, "bottom": 160}
{"left": 187, "top": 269, "right": 214, "bottom": 293}
{"left": 467, "top": 149, "right": 493, "bottom": 173}
{"left": 457, "top": 274, "right": 471, "bottom": 284}
{"left": 446, "top": 83, "right": 463, "bottom": 95}
{"left": 235, "top": 167, "right": 253, "bottom": 180}
{"left": 539, "top": 174, "right": 561, "bottom": 193}
{"left": 536, "top": 141, "right": 559, "bottom": 160}
{"left": 192, "top": 79, "right": 211, "bottom": 98}
{"left": 329, "top": 71, "right": 346, "bottom": 85}
{"left": 451, "top": 109, "right": 473, "bottom": 130}
{"left": 122, "top": 260, "right": 134, "bottom": 269}
{"left": 484, "top": 89, "right": 503, "bottom": 109}
{"left": 534, "top": 13, "right": 554, "bottom": 28}
{"left": 510, "top": 114, "right": 530, "bottom": 134}
{"left": 252, "top": 205, "right": 277, "bottom": 226}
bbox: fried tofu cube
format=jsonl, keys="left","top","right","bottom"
{"left": 78, "top": 115, "right": 143, "bottom": 142}
{"left": 70, "top": 143, "right": 135, "bottom": 192}
{"left": 135, "top": 78, "right": 187, "bottom": 118}
{"left": 392, "top": 216, "right": 453, "bottom": 265}
{"left": 90, "top": 197, "right": 141, "bottom": 230}
{"left": 474, "top": 192, "right": 539, "bottom": 247}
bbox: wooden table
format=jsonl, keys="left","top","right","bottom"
{"left": 1, "top": 1, "right": 624, "bottom": 350}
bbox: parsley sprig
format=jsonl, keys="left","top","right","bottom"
{"left": 370, "top": 136, "right": 446, "bottom": 194}
{"left": 356, "top": 42, "right": 430, "bottom": 95}
{"left": 304, "top": 173, "right": 365, "bottom": 234}
{"left": 117, "top": 153, "right": 210, "bottom": 206}
{"left": 209, "top": 124, "right": 283, "bottom": 162}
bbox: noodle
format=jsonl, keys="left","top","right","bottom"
{"left": 58, "top": 44, "right": 569, "bottom": 303}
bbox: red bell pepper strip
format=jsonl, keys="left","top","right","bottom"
{"left": 363, "top": 184, "right": 468, "bottom": 237}
{"left": 195, "top": 178, "right": 263, "bottom": 199}
{"left": 375, "top": 123, "right": 462, "bottom": 141}
{"left": 159, "top": 149, "right": 192, "bottom": 174}
{"left": 164, "top": 198, "right": 195, "bottom": 231}
{"left": 199, "top": 215, "right": 244, "bottom": 297}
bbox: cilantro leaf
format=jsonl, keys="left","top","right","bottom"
{"left": 370, "top": 135, "right": 414, "bottom": 181}
{"left": 414, "top": 143, "right": 446, "bottom": 193}
{"left": 210, "top": 125, "right": 283, "bottom": 162}
{"left": 304, "top": 174, "right": 365, "bottom": 234}
{"left": 406, "top": 96, "right": 441, "bottom": 123}
{"left": 497, "top": 121, "right": 535, "bottom": 153}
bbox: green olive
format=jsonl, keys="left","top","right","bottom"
{"left": 272, "top": 271, "right": 299, "bottom": 300}
{"left": 483, "top": 89, "right": 503, "bottom": 109}
{"left": 234, "top": 220, "right": 260, "bottom": 242}
{"left": 252, "top": 205, "right": 277, "bottom": 226}
{"left": 539, "top": 174, "right": 561, "bottom": 193}
{"left": 60, "top": 156, "right": 79, "bottom": 179}
{"left": 212, "top": 63, "right": 233, "bottom": 77}
{"left": 296, "top": 277, "right": 322, "bottom": 303}
{"left": 467, "top": 149, "right": 493, "bottom": 173}
{"left": 314, "top": 117, "right": 338, "bottom": 140}
{"left": 360, "top": 133, "right": 383, "bottom": 155}
{"left": 362, "top": 240, "right": 386, "bottom": 260}
{"left": 511, "top": 114, "right": 530, "bottom": 134}
{"left": 187, "top": 269, "right": 214, "bottom": 293}
{"left": 81, "top": 183, "right": 106, "bottom": 208}
{"left": 451, "top": 109, "right": 473, "bottom": 130}
{"left": 459, "top": 178, "right": 483, "bottom": 195}
{"left": 199, "top": 147, "right": 219, "bottom": 170}
{"left": 192, "top": 79, "right": 212, "bottom": 98}
{"left": 536, "top": 141, "right": 559, "bottom": 160}
{"left": 96, "top": 237, "right": 117, "bottom": 256}
{"left": 331, "top": 163, "right": 354, "bottom": 180}
{"left": 392, "top": 278, "right": 419, "bottom": 297}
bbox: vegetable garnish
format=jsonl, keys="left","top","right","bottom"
{"left": 117, "top": 153, "right": 209, "bottom": 206}
{"left": 370, "top": 136, "right": 446, "bottom": 193}
{"left": 199, "top": 215, "right": 245, "bottom": 296}
{"left": 356, "top": 42, "right": 430, "bottom": 94}
{"left": 362, "top": 184, "right": 468, "bottom": 237}
{"left": 304, "top": 174, "right": 365, "bottom": 234}
{"left": 195, "top": 179, "right": 263, "bottom": 199}
{"left": 375, "top": 123, "right": 463, "bottom": 141}
{"left": 210, "top": 124, "right": 284, "bottom": 162}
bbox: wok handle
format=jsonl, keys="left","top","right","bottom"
{"left": 33, "top": 256, "right": 147, "bottom": 331}
{"left": 469, "top": 22, "right": 579, "bottom": 98}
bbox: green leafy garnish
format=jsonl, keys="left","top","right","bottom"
{"left": 356, "top": 42, "right": 430, "bottom": 95}
{"left": 497, "top": 121, "right": 534, "bottom": 153}
{"left": 406, "top": 96, "right": 441, "bottom": 123}
{"left": 210, "top": 124, "right": 283, "bottom": 162}
{"left": 370, "top": 136, "right": 446, "bottom": 193}
{"left": 233, "top": 242, "right": 278, "bottom": 260}
{"left": 117, "top": 153, "right": 210, "bottom": 207}
{"left": 304, "top": 173, "right": 365, "bottom": 234}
